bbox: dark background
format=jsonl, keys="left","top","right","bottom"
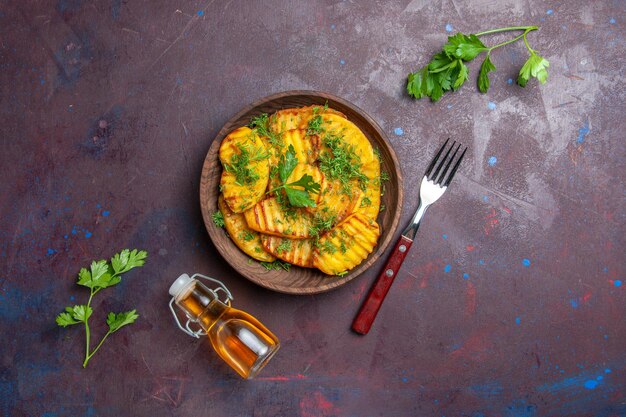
{"left": 1, "top": 0, "right": 624, "bottom": 416}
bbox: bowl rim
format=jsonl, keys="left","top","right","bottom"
{"left": 199, "top": 90, "right": 403, "bottom": 294}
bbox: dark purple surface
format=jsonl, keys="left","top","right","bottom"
{"left": 1, "top": 1, "right": 624, "bottom": 416}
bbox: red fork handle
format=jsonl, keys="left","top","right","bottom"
{"left": 352, "top": 235, "right": 413, "bottom": 335}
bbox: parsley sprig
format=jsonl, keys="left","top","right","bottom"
{"left": 268, "top": 144, "right": 321, "bottom": 208}
{"left": 56, "top": 249, "right": 147, "bottom": 367}
{"left": 407, "top": 25, "right": 549, "bottom": 101}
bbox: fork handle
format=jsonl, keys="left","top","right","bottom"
{"left": 352, "top": 235, "right": 413, "bottom": 335}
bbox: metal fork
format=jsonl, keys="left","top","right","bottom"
{"left": 352, "top": 139, "right": 467, "bottom": 335}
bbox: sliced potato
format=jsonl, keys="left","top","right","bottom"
{"left": 308, "top": 178, "right": 361, "bottom": 225}
{"left": 267, "top": 129, "right": 320, "bottom": 166}
{"left": 319, "top": 114, "right": 374, "bottom": 166}
{"left": 355, "top": 159, "right": 381, "bottom": 220}
{"left": 261, "top": 236, "right": 315, "bottom": 268}
{"left": 244, "top": 197, "right": 313, "bottom": 239}
{"left": 312, "top": 213, "right": 380, "bottom": 275}
{"left": 270, "top": 106, "right": 346, "bottom": 133}
{"left": 219, "top": 127, "right": 270, "bottom": 213}
{"left": 218, "top": 196, "right": 275, "bottom": 262}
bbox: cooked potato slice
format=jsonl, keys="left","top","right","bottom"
{"left": 312, "top": 213, "right": 380, "bottom": 275}
{"left": 319, "top": 114, "right": 374, "bottom": 166}
{"left": 308, "top": 178, "right": 361, "bottom": 225}
{"left": 261, "top": 236, "right": 315, "bottom": 268}
{"left": 219, "top": 127, "right": 270, "bottom": 213}
{"left": 244, "top": 197, "right": 313, "bottom": 239}
{"left": 218, "top": 196, "right": 275, "bottom": 262}
{"left": 270, "top": 106, "right": 346, "bottom": 133}
{"left": 355, "top": 159, "right": 381, "bottom": 220}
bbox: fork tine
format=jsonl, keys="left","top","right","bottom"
{"left": 425, "top": 138, "right": 449, "bottom": 179}
{"left": 430, "top": 140, "right": 455, "bottom": 181}
{"left": 443, "top": 146, "right": 467, "bottom": 187}
{"left": 435, "top": 143, "right": 461, "bottom": 185}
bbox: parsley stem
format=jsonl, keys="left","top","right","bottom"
{"left": 474, "top": 25, "right": 538, "bottom": 36}
{"left": 83, "top": 289, "right": 94, "bottom": 368}
{"left": 487, "top": 32, "right": 526, "bottom": 52}
{"left": 84, "top": 330, "right": 114, "bottom": 366}
{"left": 522, "top": 32, "right": 535, "bottom": 54}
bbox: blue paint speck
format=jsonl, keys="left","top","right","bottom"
{"left": 339, "top": 59, "right": 345, "bottom": 65}
{"left": 547, "top": 9, "right": 553, "bottom": 15}
{"left": 176, "top": 77, "right": 183, "bottom": 85}
{"left": 507, "top": 78, "right": 513, "bottom": 85}
{"left": 39, "top": 78, "right": 45, "bottom": 85}
{"left": 69, "top": 295, "right": 75, "bottom": 301}
{"left": 609, "top": 18, "right": 616, "bottom": 24}
{"left": 482, "top": 195, "right": 489, "bottom": 202}
{"left": 605, "top": 368, "right": 611, "bottom": 373}
{"left": 442, "top": 234, "right": 448, "bottom": 239}
{"left": 583, "top": 380, "right": 598, "bottom": 389}
{"left": 445, "top": 23, "right": 453, "bottom": 32}
{"left": 570, "top": 298, "right": 579, "bottom": 308}
{"left": 614, "top": 280, "right": 622, "bottom": 287}
{"left": 515, "top": 317, "right": 521, "bottom": 325}
{"left": 63, "top": 235, "right": 68, "bottom": 239}
{"left": 46, "top": 248, "right": 56, "bottom": 256}
{"left": 487, "top": 101, "right": 496, "bottom": 110}
{"left": 102, "top": 210, "right": 110, "bottom": 217}
{"left": 394, "top": 127, "right": 404, "bottom": 136}
{"left": 577, "top": 120, "right": 590, "bottom": 143}
{"left": 603, "top": 266, "right": 608, "bottom": 272}
{"left": 487, "top": 156, "right": 497, "bottom": 166}
{"left": 463, "top": 273, "right": 469, "bottom": 280}
{"left": 96, "top": 203, "right": 101, "bottom": 209}
{"left": 479, "top": 259, "right": 485, "bottom": 265}
{"left": 401, "top": 377, "right": 408, "bottom": 383}
{"left": 330, "top": 24, "right": 336, "bottom": 29}
{"left": 197, "top": 10, "right": 204, "bottom": 16}
{"left": 85, "top": 231, "right": 92, "bottom": 239}
{"left": 446, "top": 104, "right": 452, "bottom": 109}
{"left": 522, "top": 258, "right": 531, "bottom": 267}
{"left": 444, "top": 264, "right": 451, "bottom": 273}
{"left": 596, "top": 375, "right": 603, "bottom": 381}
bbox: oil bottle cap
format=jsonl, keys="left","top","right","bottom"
{"left": 169, "top": 273, "right": 193, "bottom": 297}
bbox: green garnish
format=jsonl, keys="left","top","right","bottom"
{"left": 337, "top": 271, "right": 348, "bottom": 277}
{"left": 309, "top": 212, "right": 337, "bottom": 245}
{"left": 240, "top": 230, "right": 256, "bottom": 241}
{"left": 223, "top": 144, "right": 267, "bottom": 186}
{"left": 407, "top": 25, "right": 549, "bottom": 101}
{"left": 275, "top": 239, "right": 292, "bottom": 254}
{"left": 249, "top": 113, "right": 283, "bottom": 147}
{"left": 360, "top": 196, "right": 372, "bottom": 208}
{"left": 56, "top": 249, "right": 147, "bottom": 367}
{"left": 319, "top": 134, "right": 368, "bottom": 193}
{"left": 268, "top": 144, "right": 321, "bottom": 208}
{"left": 321, "top": 241, "right": 337, "bottom": 255}
{"left": 306, "top": 114, "right": 324, "bottom": 136}
{"left": 260, "top": 260, "right": 291, "bottom": 271}
{"left": 212, "top": 210, "right": 225, "bottom": 228}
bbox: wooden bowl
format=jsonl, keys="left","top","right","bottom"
{"left": 199, "top": 91, "right": 403, "bottom": 294}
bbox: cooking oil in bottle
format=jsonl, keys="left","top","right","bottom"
{"left": 168, "top": 273, "right": 279, "bottom": 379}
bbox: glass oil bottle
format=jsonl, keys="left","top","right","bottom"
{"left": 168, "top": 273, "right": 280, "bottom": 379}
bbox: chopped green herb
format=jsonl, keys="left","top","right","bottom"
{"left": 260, "top": 260, "right": 291, "bottom": 271}
{"left": 360, "top": 196, "right": 372, "bottom": 208}
{"left": 249, "top": 113, "right": 283, "bottom": 147}
{"left": 212, "top": 211, "right": 225, "bottom": 228}
{"left": 306, "top": 114, "right": 324, "bottom": 136}
{"left": 380, "top": 204, "right": 386, "bottom": 212}
{"left": 275, "top": 239, "right": 292, "bottom": 254}
{"left": 337, "top": 271, "right": 348, "bottom": 277}
{"left": 318, "top": 133, "right": 368, "bottom": 193}
{"left": 240, "top": 230, "right": 256, "bottom": 241}
{"left": 321, "top": 241, "right": 337, "bottom": 255}
{"left": 223, "top": 144, "right": 267, "bottom": 186}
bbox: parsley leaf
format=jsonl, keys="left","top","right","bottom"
{"left": 279, "top": 145, "right": 298, "bottom": 183}
{"left": 407, "top": 25, "right": 547, "bottom": 100}
{"left": 106, "top": 310, "right": 139, "bottom": 332}
{"left": 517, "top": 53, "right": 549, "bottom": 87}
{"left": 443, "top": 33, "right": 487, "bottom": 61}
{"left": 478, "top": 54, "right": 496, "bottom": 93}
{"left": 270, "top": 145, "right": 321, "bottom": 208}
{"left": 56, "top": 249, "right": 147, "bottom": 367}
